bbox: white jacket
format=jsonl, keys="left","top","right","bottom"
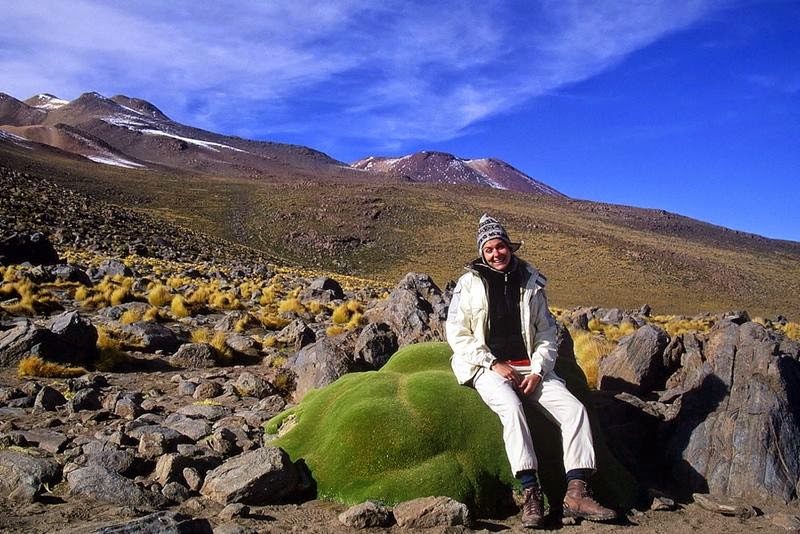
{"left": 446, "top": 259, "right": 559, "bottom": 385}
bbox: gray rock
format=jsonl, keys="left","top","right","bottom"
{"left": 193, "top": 381, "right": 223, "bottom": 400}
{"left": 288, "top": 334, "right": 360, "bottom": 402}
{"left": 92, "top": 259, "right": 133, "bottom": 280}
{"left": 164, "top": 413, "right": 212, "bottom": 442}
{"left": 177, "top": 403, "right": 232, "bottom": 420}
{"left": 34, "top": 385, "right": 66, "bottom": 411}
{"left": 91, "top": 511, "right": 213, "bottom": 533}
{"left": 254, "top": 395, "right": 286, "bottom": 417}
{"left": 354, "top": 322, "right": 398, "bottom": 369}
{"left": 114, "top": 396, "right": 143, "bottom": 420}
{"left": 225, "top": 334, "right": 259, "bottom": 357}
{"left": 100, "top": 302, "right": 151, "bottom": 321}
{"left": 52, "top": 264, "right": 91, "bottom": 285}
{"left": 769, "top": 512, "right": 800, "bottom": 532}
{"left": 121, "top": 321, "right": 180, "bottom": 352}
{"left": 85, "top": 449, "right": 136, "bottom": 476}
{"left": 0, "top": 232, "right": 59, "bottom": 266}
{"left": 182, "top": 467, "right": 203, "bottom": 491}
{"left": 170, "top": 343, "right": 217, "bottom": 369}
{"left": 139, "top": 432, "right": 168, "bottom": 459}
{"left": 176, "top": 380, "right": 197, "bottom": 396}
{"left": 275, "top": 319, "right": 316, "bottom": 351}
{"left": 69, "top": 387, "right": 103, "bottom": 411}
{"left": 20, "top": 428, "right": 68, "bottom": 454}
{"left": 669, "top": 322, "right": 800, "bottom": 503}
{"left": 46, "top": 310, "right": 98, "bottom": 362}
{"left": 219, "top": 503, "right": 249, "bottom": 520}
{"left": 0, "top": 322, "right": 50, "bottom": 366}
{"left": 362, "top": 272, "right": 448, "bottom": 346}
{"left": 200, "top": 447, "right": 299, "bottom": 504}
{"left": 338, "top": 500, "right": 393, "bottom": 529}
{"left": 598, "top": 324, "right": 670, "bottom": 394}
{"left": 692, "top": 493, "right": 756, "bottom": 518}
{"left": 234, "top": 371, "right": 273, "bottom": 399}
{"left": 214, "top": 311, "right": 249, "bottom": 332}
{"left": 208, "top": 427, "right": 239, "bottom": 456}
{"left": 162, "top": 481, "right": 190, "bottom": 503}
{"left": 0, "top": 449, "right": 60, "bottom": 502}
{"left": 67, "top": 465, "right": 161, "bottom": 508}
{"left": 393, "top": 496, "right": 470, "bottom": 528}
{"left": 301, "top": 276, "right": 345, "bottom": 302}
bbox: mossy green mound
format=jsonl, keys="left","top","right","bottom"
{"left": 266, "top": 342, "right": 638, "bottom": 515}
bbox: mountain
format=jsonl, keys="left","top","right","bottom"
{"left": 352, "top": 151, "right": 566, "bottom": 196}
{"left": 0, "top": 91, "right": 363, "bottom": 180}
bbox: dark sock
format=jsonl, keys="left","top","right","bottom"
{"left": 565, "top": 468, "right": 593, "bottom": 482}
{"left": 517, "top": 469, "right": 539, "bottom": 489}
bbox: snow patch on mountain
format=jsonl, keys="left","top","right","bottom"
{"left": 141, "top": 129, "right": 248, "bottom": 153}
{"left": 86, "top": 155, "right": 146, "bottom": 169}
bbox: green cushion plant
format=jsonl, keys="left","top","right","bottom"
{"left": 265, "top": 341, "right": 638, "bottom": 515}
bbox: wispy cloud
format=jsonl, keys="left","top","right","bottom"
{"left": 0, "top": 0, "right": 722, "bottom": 154}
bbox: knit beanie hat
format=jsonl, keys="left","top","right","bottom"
{"left": 476, "top": 214, "right": 521, "bottom": 256}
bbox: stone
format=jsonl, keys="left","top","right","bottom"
{"left": 200, "top": 447, "right": 299, "bottom": 504}
{"left": 164, "top": 413, "right": 212, "bottom": 442}
{"left": 0, "top": 232, "right": 59, "bottom": 266}
{"left": 363, "top": 272, "right": 448, "bottom": 346}
{"left": 275, "top": 319, "right": 316, "bottom": 350}
{"left": 0, "top": 449, "right": 60, "bottom": 502}
{"left": 67, "top": 465, "right": 162, "bottom": 508}
{"left": 338, "top": 501, "right": 393, "bottom": 529}
{"left": 288, "top": 334, "right": 361, "bottom": 402}
{"left": 225, "top": 334, "right": 259, "bottom": 357}
{"left": 183, "top": 467, "right": 203, "bottom": 491}
{"left": 769, "top": 513, "right": 800, "bottom": 532}
{"left": 92, "top": 259, "right": 133, "bottom": 280}
{"left": 208, "top": 427, "right": 239, "bottom": 456}
{"left": 100, "top": 302, "right": 151, "bottom": 321}
{"left": 301, "top": 276, "right": 345, "bottom": 302}
{"left": 598, "top": 324, "right": 670, "bottom": 394}
{"left": 85, "top": 449, "right": 136, "bottom": 476}
{"left": 34, "top": 385, "right": 66, "bottom": 411}
{"left": 393, "top": 496, "right": 470, "bottom": 529}
{"left": 138, "top": 432, "right": 169, "bottom": 458}
{"left": 115, "top": 396, "right": 143, "bottom": 420}
{"left": 70, "top": 388, "right": 103, "bottom": 411}
{"left": 176, "top": 380, "right": 197, "bottom": 396}
{"left": 219, "top": 503, "right": 249, "bottom": 520}
{"left": 692, "top": 493, "right": 756, "bottom": 518}
{"left": 0, "top": 322, "right": 50, "bottom": 366}
{"left": 121, "top": 321, "right": 181, "bottom": 352}
{"left": 177, "top": 404, "right": 232, "bottom": 420}
{"left": 162, "top": 481, "right": 191, "bottom": 503}
{"left": 254, "top": 395, "right": 286, "bottom": 418}
{"left": 193, "top": 381, "right": 223, "bottom": 400}
{"left": 669, "top": 322, "right": 800, "bottom": 503}
{"left": 52, "top": 264, "right": 92, "bottom": 285}
{"left": 20, "top": 428, "right": 68, "bottom": 454}
{"left": 170, "top": 343, "right": 217, "bottom": 369}
{"left": 91, "top": 511, "right": 213, "bottom": 534}
{"left": 354, "top": 322, "right": 398, "bottom": 369}
{"left": 650, "top": 496, "right": 676, "bottom": 511}
{"left": 234, "top": 371, "right": 273, "bottom": 399}
{"left": 45, "top": 310, "right": 98, "bottom": 362}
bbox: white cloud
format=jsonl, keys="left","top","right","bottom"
{"left": 0, "top": 0, "right": 722, "bottom": 148}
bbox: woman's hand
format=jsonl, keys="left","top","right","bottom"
{"left": 490, "top": 361, "right": 523, "bottom": 387}
{"left": 519, "top": 373, "right": 542, "bottom": 395}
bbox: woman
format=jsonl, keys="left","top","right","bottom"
{"left": 446, "top": 214, "right": 615, "bottom": 528}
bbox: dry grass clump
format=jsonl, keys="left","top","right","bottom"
{"left": 95, "top": 326, "right": 133, "bottom": 371}
{"left": 306, "top": 300, "right": 327, "bottom": 315}
{"left": 191, "top": 328, "right": 234, "bottom": 362}
{"left": 775, "top": 321, "right": 800, "bottom": 341}
{"left": 210, "top": 290, "right": 241, "bottom": 311}
{"left": 147, "top": 284, "right": 172, "bottom": 307}
{"left": 570, "top": 329, "right": 615, "bottom": 389}
{"left": 257, "top": 311, "right": 291, "bottom": 330}
{"left": 0, "top": 276, "right": 61, "bottom": 316}
{"left": 326, "top": 325, "right": 346, "bottom": 337}
{"left": 587, "top": 318, "right": 637, "bottom": 342}
{"left": 277, "top": 297, "right": 306, "bottom": 315}
{"left": 120, "top": 308, "right": 143, "bottom": 324}
{"left": 75, "top": 276, "right": 136, "bottom": 309}
{"left": 187, "top": 286, "right": 210, "bottom": 305}
{"left": 143, "top": 306, "right": 160, "bottom": 322}
{"left": 18, "top": 355, "right": 86, "bottom": 378}
{"left": 171, "top": 295, "right": 191, "bottom": 318}
{"left": 649, "top": 315, "right": 714, "bottom": 338}
{"left": 259, "top": 284, "right": 280, "bottom": 306}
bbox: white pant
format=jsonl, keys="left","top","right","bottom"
{"left": 472, "top": 368, "right": 596, "bottom": 476}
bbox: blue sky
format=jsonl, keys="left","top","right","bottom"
{"left": 2, "top": 0, "right": 798, "bottom": 241}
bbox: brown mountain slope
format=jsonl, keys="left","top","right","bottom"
{"left": 2, "top": 142, "right": 798, "bottom": 320}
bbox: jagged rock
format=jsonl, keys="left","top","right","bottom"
{"left": 363, "top": 272, "right": 448, "bottom": 346}
{"left": 721, "top": 310, "right": 750, "bottom": 325}
{"left": 128, "top": 425, "right": 183, "bottom": 452}
{"left": 43, "top": 310, "right": 98, "bottom": 364}
{"left": 193, "top": 381, "right": 223, "bottom": 400}
{"left": 668, "top": 322, "right": 800, "bottom": 503}
{"left": 254, "top": 395, "right": 286, "bottom": 417}
{"left": 91, "top": 511, "right": 213, "bottom": 534}
{"left": 85, "top": 449, "right": 136, "bottom": 476}
{"left": 0, "top": 449, "right": 61, "bottom": 502}
{"left": 177, "top": 404, "right": 232, "bottom": 420}
{"left": 692, "top": 493, "right": 756, "bottom": 518}
{"left": 234, "top": 371, "right": 273, "bottom": 399}
{"left": 0, "top": 232, "right": 59, "bottom": 266}
{"left": 275, "top": 319, "right": 316, "bottom": 351}
{"left": 34, "top": 385, "right": 66, "bottom": 411}
{"left": 598, "top": 324, "right": 670, "bottom": 394}
{"left": 597, "top": 307, "right": 624, "bottom": 325}
{"left": 208, "top": 427, "right": 239, "bottom": 456}
{"left": 300, "top": 276, "right": 345, "bottom": 302}
{"left": 219, "top": 503, "right": 249, "bottom": 520}
{"left": 162, "top": 481, "right": 190, "bottom": 503}
{"left": 225, "top": 333, "right": 259, "bottom": 357}
{"left": 100, "top": 302, "right": 151, "bottom": 321}
{"left": 20, "top": 428, "right": 68, "bottom": 453}
{"left": 288, "top": 332, "right": 361, "bottom": 402}
{"left": 0, "top": 321, "right": 50, "bottom": 366}
{"left": 121, "top": 321, "right": 181, "bottom": 352}
{"left": 51, "top": 264, "right": 92, "bottom": 285}
{"left": 164, "top": 413, "right": 212, "bottom": 442}
{"left": 393, "top": 496, "right": 470, "bottom": 528}
{"left": 214, "top": 311, "right": 248, "bottom": 332}
{"left": 69, "top": 388, "right": 103, "bottom": 412}
{"left": 90, "top": 259, "right": 134, "bottom": 281}
{"left": 114, "top": 395, "right": 143, "bottom": 420}
{"left": 338, "top": 501, "right": 393, "bottom": 529}
{"left": 354, "top": 322, "right": 398, "bottom": 369}
{"left": 769, "top": 513, "right": 800, "bottom": 531}
{"left": 182, "top": 467, "right": 203, "bottom": 491}
{"left": 200, "top": 447, "right": 299, "bottom": 504}
{"left": 139, "top": 432, "right": 168, "bottom": 459}
{"left": 170, "top": 343, "right": 217, "bottom": 369}
{"left": 67, "top": 465, "right": 162, "bottom": 508}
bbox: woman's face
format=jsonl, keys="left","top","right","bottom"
{"left": 482, "top": 238, "right": 511, "bottom": 271}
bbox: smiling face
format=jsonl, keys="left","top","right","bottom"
{"left": 482, "top": 238, "right": 512, "bottom": 271}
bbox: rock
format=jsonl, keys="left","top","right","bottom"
{"left": 176, "top": 380, "right": 197, "bottom": 396}
{"left": 114, "top": 396, "right": 143, "bottom": 420}
{"left": 208, "top": 427, "right": 239, "bottom": 456}
{"left": 0, "top": 232, "right": 59, "bottom": 266}
{"left": 170, "top": 343, "right": 217, "bottom": 369}
{"left": 154, "top": 453, "right": 193, "bottom": 486}
{"left": 183, "top": 467, "right": 203, "bottom": 491}
{"left": 34, "top": 385, "right": 66, "bottom": 411}
{"left": 598, "top": 324, "right": 670, "bottom": 394}
{"left": 598, "top": 308, "right": 624, "bottom": 325}
{"left": 234, "top": 371, "right": 273, "bottom": 399}
{"left": 0, "top": 322, "right": 50, "bottom": 366}
{"left": 225, "top": 334, "right": 259, "bottom": 357}
{"left": 100, "top": 302, "right": 151, "bottom": 321}
{"left": 0, "top": 449, "right": 60, "bottom": 502}
{"left": 52, "top": 264, "right": 92, "bottom": 285}
{"left": 219, "top": 503, "right": 249, "bottom": 520}
{"left": 288, "top": 334, "right": 361, "bottom": 402}
{"left": 200, "top": 447, "right": 299, "bottom": 504}
{"left": 363, "top": 272, "right": 448, "bottom": 346}
{"left": 177, "top": 404, "right": 232, "bottom": 420}
{"left": 193, "top": 381, "right": 223, "bottom": 400}
{"left": 20, "top": 428, "right": 68, "bottom": 454}
{"left": 164, "top": 413, "right": 212, "bottom": 442}
{"left": 692, "top": 493, "right": 756, "bottom": 518}
{"left": 275, "top": 319, "right": 316, "bottom": 351}
{"left": 669, "top": 322, "right": 800, "bottom": 503}
{"left": 138, "top": 432, "right": 169, "bottom": 458}
{"left": 769, "top": 513, "right": 800, "bottom": 532}
{"left": 69, "top": 388, "right": 103, "bottom": 411}
{"left": 302, "top": 276, "right": 345, "bottom": 302}
{"left": 120, "top": 322, "right": 181, "bottom": 352}
{"left": 338, "top": 501, "right": 393, "bottom": 529}
{"left": 45, "top": 310, "right": 98, "bottom": 362}
{"left": 91, "top": 259, "right": 133, "bottom": 280}
{"left": 255, "top": 395, "right": 286, "bottom": 417}
{"left": 162, "top": 481, "right": 190, "bottom": 503}
{"left": 393, "top": 496, "right": 470, "bottom": 529}
{"left": 85, "top": 449, "right": 136, "bottom": 476}
{"left": 354, "top": 322, "right": 398, "bottom": 369}
{"left": 214, "top": 311, "right": 249, "bottom": 332}
{"left": 721, "top": 310, "right": 750, "bottom": 325}
{"left": 91, "top": 511, "right": 213, "bottom": 533}
{"left": 67, "top": 465, "right": 162, "bottom": 508}
{"left": 650, "top": 496, "right": 677, "bottom": 511}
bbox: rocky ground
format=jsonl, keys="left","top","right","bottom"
{"left": 1, "top": 170, "right": 800, "bottom": 533}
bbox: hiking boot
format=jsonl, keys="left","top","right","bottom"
{"left": 562, "top": 479, "right": 616, "bottom": 522}
{"left": 521, "top": 485, "right": 545, "bottom": 528}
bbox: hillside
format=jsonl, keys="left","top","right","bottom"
{"left": 2, "top": 140, "right": 798, "bottom": 320}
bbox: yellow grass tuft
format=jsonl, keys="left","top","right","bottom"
{"left": 306, "top": 300, "right": 326, "bottom": 315}
{"left": 120, "top": 308, "right": 142, "bottom": 324}
{"left": 346, "top": 312, "right": 364, "bottom": 330}
{"left": 18, "top": 355, "right": 86, "bottom": 378}
{"left": 326, "top": 325, "right": 346, "bottom": 337}
{"left": 777, "top": 322, "right": 800, "bottom": 341}
{"left": 187, "top": 286, "right": 210, "bottom": 305}
{"left": 171, "top": 295, "right": 191, "bottom": 318}
{"left": 570, "top": 329, "right": 615, "bottom": 389}
{"left": 210, "top": 291, "right": 241, "bottom": 310}
{"left": 147, "top": 284, "right": 172, "bottom": 307}
{"left": 143, "top": 306, "right": 160, "bottom": 322}
{"left": 211, "top": 331, "right": 234, "bottom": 362}
{"left": 331, "top": 303, "right": 351, "bottom": 324}
{"left": 277, "top": 298, "right": 305, "bottom": 315}
{"left": 258, "top": 312, "right": 291, "bottom": 330}
{"left": 191, "top": 328, "right": 212, "bottom": 344}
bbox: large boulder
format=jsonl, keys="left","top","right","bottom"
{"left": 0, "top": 232, "right": 59, "bottom": 266}
{"left": 199, "top": 447, "right": 300, "bottom": 505}
{"left": 0, "top": 321, "right": 50, "bottom": 366}
{"left": 598, "top": 324, "right": 670, "bottom": 394}
{"left": 0, "top": 450, "right": 61, "bottom": 502}
{"left": 287, "top": 332, "right": 361, "bottom": 402}
{"left": 45, "top": 310, "right": 98, "bottom": 363}
{"left": 121, "top": 321, "right": 181, "bottom": 352}
{"left": 266, "top": 342, "right": 637, "bottom": 515}
{"left": 67, "top": 465, "right": 163, "bottom": 508}
{"left": 666, "top": 321, "right": 800, "bottom": 503}
{"left": 363, "top": 273, "right": 448, "bottom": 346}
